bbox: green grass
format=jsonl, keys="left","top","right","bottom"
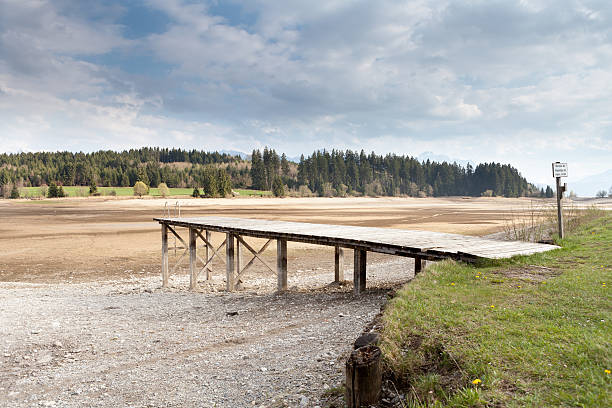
{"left": 17, "top": 186, "right": 272, "bottom": 198}
{"left": 234, "top": 188, "right": 273, "bottom": 197}
{"left": 381, "top": 214, "right": 612, "bottom": 407}
{"left": 19, "top": 186, "right": 195, "bottom": 197}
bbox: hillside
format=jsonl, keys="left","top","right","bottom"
{"left": 1, "top": 147, "right": 537, "bottom": 199}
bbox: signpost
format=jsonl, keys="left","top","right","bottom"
{"left": 552, "top": 162, "right": 568, "bottom": 239}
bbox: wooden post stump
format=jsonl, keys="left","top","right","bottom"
{"left": 345, "top": 345, "right": 382, "bottom": 407}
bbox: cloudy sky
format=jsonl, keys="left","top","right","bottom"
{"left": 1, "top": 0, "right": 611, "bottom": 185}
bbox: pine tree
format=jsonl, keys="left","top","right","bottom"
{"left": 48, "top": 182, "right": 58, "bottom": 198}
{"left": 250, "top": 149, "right": 266, "bottom": 190}
{"left": 9, "top": 185, "right": 19, "bottom": 199}
{"left": 272, "top": 177, "right": 285, "bottom": 197}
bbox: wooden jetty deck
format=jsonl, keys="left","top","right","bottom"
{"left": 154, "top": 216, "right": 559, "bottom": 294}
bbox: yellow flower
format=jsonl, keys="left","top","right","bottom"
{"left": 451, "top": 282, "right": 455, "bottom": 286}
{"left": 475, "top": 275, "right": 480, "bottom": 278}
{"left": 518, "top": 285, "right": 522, "bottom": 288}
{"left": 472, "top": 379, "right": 482, "bottom": 385}
{"left": 490, "top": 305, "right": 495, "bottom": 308}
{"left": 605, "top": 369, "right": 611, "bottom": 374}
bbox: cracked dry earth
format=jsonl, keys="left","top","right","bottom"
{"left": 1, "top": 255, "right": 415, "bottom": 408}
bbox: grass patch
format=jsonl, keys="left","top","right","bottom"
{"left": 381, "top": 214, "right": 612, "bottom": 407}
{"left": 19, "top": 186, "right": 194, "bottom": 198}
{"left": 234, "top": 188, "right": 273, "bottom": 197}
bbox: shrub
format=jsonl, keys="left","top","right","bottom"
{"left": 133, "top": 181, "right": 148, "bottom": 197}
{"left": 336, "top": 183, "right": 348, "bottom": 197}
{"left": 297, "top": 185, "right": 313, "bottom": 197}
{"left": 158, "top": 183, "right": 170, "bottom": 198}
{"left": 192, "top": 187, "right": 201, "bottom": 198}
{"left": 47, "top": 182, "right": 58, "bottom": 198}
{"left": 57, "top": 186, "right": 65, "bottom": 197}
{"left": 9, "top": 185, "right": 20, "bottom": 199}
{"left": 272, "top": 177, "right": 285, "bottom": 197}
{"left": 321, "top": 182, "right": 335, "bottom": 197}
{"left": 89, "top": 182, "right": 97, "bottom": 195}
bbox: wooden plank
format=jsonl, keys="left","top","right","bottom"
{"left": 277, "top": 239, "right": 288, "bottom": 291}
{"left": 154, "top": 216, "right": 559, "bottom": 264}
{"left": 353, "top": 249, "right": 367, "bottom": 295}
{"left": 189, "top": 228, "right": 197, "bottom": 290}
{"left": 335, "top": 246, "right": 344, "bottom": 282}
{"left": 226, "top": 233, "right": 235, "bottom": 292}
{"left": 161, "top": 223, "right": 169, "bottom": 288}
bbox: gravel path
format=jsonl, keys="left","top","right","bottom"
{"left": 1, "top": 256, "right": 415, "bottom": 407}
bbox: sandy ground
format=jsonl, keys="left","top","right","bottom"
{"left": 0, "top": 196, "right": 550, "bottom": 284}
{"left": 1, "top": 196, "right": 605, "bottom": 407}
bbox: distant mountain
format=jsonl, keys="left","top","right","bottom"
{"left": 219, "top": 149, "right": 249, "bottom": 159}
{"left": 569, "top": 169, "right": 612, "bottom": 197}
{"left": 417, "top": 151, "right": 475, "bottom": 168}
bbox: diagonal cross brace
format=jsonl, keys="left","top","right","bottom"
{"left": 194, "top": 230, "right": 227, "bottom": 279}
{"left": 167, "top": 225, "right": 188, "bottom": 248}
{"left": 165, "top": 225, "right": 189, "bottom": 275}
{"left": 195, "top": 230, "right": 226, "bottom": 264}
{"left": 235, "top": 236, "right": 274, "bottom": 281}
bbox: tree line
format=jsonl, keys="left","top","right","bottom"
{"left": 0, "top": 148, "right": 243, "bottom": 197}
{"left": 251, "top": 148, "right": 539, "bottom": 198}
{"left": 1, "top": 146, "right": 547, "bottom": 199}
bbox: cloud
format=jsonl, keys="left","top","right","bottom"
{"left": 0, "top": 0, "right": 611, "bottom": 183}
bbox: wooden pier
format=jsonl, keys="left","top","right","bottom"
{"left": 154, "top": 216, "right": 559, "bottom": 294}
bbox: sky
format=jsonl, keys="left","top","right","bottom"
{"left": 1, "top": 0, "right": 611, "bottom": 186}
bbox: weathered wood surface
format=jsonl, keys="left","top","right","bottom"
{"left": 154, "top": 216, "right": 559, "bottom": 261}
{"left": 345, "top": 345, "right": 382, "bottom": 407}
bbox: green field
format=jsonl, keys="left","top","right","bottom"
{"left": 17, "top": 186, "right": 271, "bottom": 198}
{"left": 381, "top": 214, "right": 612, "bottom": 407}
{"left": 233, "top": 188, "right": 273, "bottom": 197}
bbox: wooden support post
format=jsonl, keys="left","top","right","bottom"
{"left": 353, "top": 249, "right": 367, "bottom": 295}
{"left": 205, "top": 230, "right": 212, "bottom": 280}
{"left": 335, "top": 246, "right": 344, "bottom": 282}
{"left": 226, "top": 233, "right": 235, "bottom": 291}
{"left": 236, "top": 236, "right": 242, "bottom": 289}
{"left": 161, "top": 223, "right": 169, "bottom": 288}
{"left": 277, "top": 239, "right": 288, "bottom": 291}
{"left": 415, "top": 256, "right": 425, "bottom": 275}
{"left": 189, "top": 228, "right": 197, "bottom": 290}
